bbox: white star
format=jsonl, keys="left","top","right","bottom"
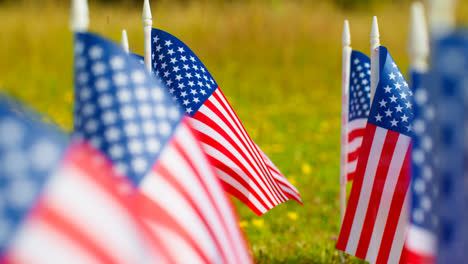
{"left": 195, "top": 73, "right": 201, "bottom": 79}
{"left": 158, "top": 54, "right": 165, "bottom": 61}
{"left": 173, "top": 66, "right": 180, "bottom": 72}
{"left": 193, "top": 97, "right": 200, "bottom": 103}
{"left": 375, "top": 113, "right": 383, "bottom": 122}
{"left": 389, "top": 95, "right": 397, "bottom": 103}
{"left": 164, "top": 71, "right": 170, "bottom": 77}
{"left": 169, "top": 88, "right": 175, "bottom": 94}
{"left": 156, "top": 45, "right": 162, "bottom": 52}
{"left": 178, "top": 47, "right": 185, "bottom": 53}
{"left": 183, "top": 64, "right": 190, "bottom": 70}
{"left": 161, "top": 62, "right": 167, "bottom": 69}
{"left": 165, "top": 40, "right": 172, "bottom": 47}
{"left": 166, "top": 80, "right": 173, "bottom": 86}
{"left": 89, "top": 46, "right": 103, "bottom": 59}
{"left": 192, "top": 64, "right": 199, "bottom": 71}
{"left": 379, "top": 99, "right": 387, "bottom": 107}
{"left": 400, "top": 92, "right": 407, "bottom": 99}
{"left": 354, "top": 58, "right": 360, "bottom": 64}
{"left": 406, "top": 102, "right": 412, "bottom": 108}
{"left": 401, "top": 114, "right": 409, "bottom": 122}
{"left": 181, "top": 56, "right": 187, "bottom": 62}
{"left": 151, "top": 53, "right": 155, "bottom": 60}
{"left": 153, "top": 36, "right": 159, "bottom": 43}
{"left": 186, "top": 73, "right": 193, "bottom": 79}
{"left": 357, "top": 65, "right": 363, "bottom": 71}
{"left": 131, "top": 70, "right": 145, "bottom": 84}
{"left": 395, "top": 105, "right": 403, "bottom": 112}
{"left": 390, "top": 119, "right": 398, "bottom": 126}
{"left": 201, "top": 68, "right": 206, "bottom": 73}
{"left": 180, "top": 91, "right": 187, "bottom": 97}
{"left": 170, "top": 58, "right": 177, "bottom": 64}
{"left": 398, "top": 72, "right": 403, "bottom": 78}
{"left": 395, "top": 82, "right": 402, "bottom": 89}
{"left": 178, "top": 83, "right": 185, "bottom": 89}
{"left": 188, "top": 81, "right": 195, "bottom": 87}
{"left": 186, "top": 107, "right": 193, "bottom": 114}
{"left": 110, "top": 56, "right": 125, "bottom": 70}
{"left": 407, "top": 125, "right": 413, "bottom": 132}
{"left": 175, "top": 75, "right": 182, "bottom": 81}
{"left": 384, "top": 108, "right": 393, "bottom": 116}
{"left": 91, "top": 62, "right": 106, "bottom": 76}
{"left": 183, "top": 99, "right": 189, "bottom": 106}
{"left": 392, "top": 62, "right": 397, "bottom": 68}
{"left": 362, "top": 79, "right": 368, "bottom": 85}
{"left": 384, "top": 86, "right": 392, "bottom": 93}
{"left": 113, "top": 73, "right": 128, "bottom": 87}
{"left": 167, "top": 49, "right": 175, "bottom": 55}
{"left": 389, "top": 73, "right": 396, "bottom": 80}
{"left": 200, "top": 89, "right": 206, "bottom": 95}
{"left": 190, "top": 56, "right": 196, "bottom": 62}
{"left": 190, "top": 89, "right": 197, "bottom": 95}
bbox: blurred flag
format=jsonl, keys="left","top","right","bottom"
{"left": 428, "top": 31, "right": 468, "bottom": 264}
{"left": 73, "top": 32, "right": 252, "bottom": 263}
{"left": 345, "top": 51, "right": 371, "bottom": 182}
{"left": 402, "top": 71, "right": 437, "bottom": 263}
{"left": 336, "top": 46, "right": 413, "bottom": 264}
{"left": 0, "top": 96, "right": 158, "bottom": 263}
{"left": 150, "top": 28, "right": 301, "bottom": 215}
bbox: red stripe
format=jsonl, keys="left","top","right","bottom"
{"left": 200, "top": 98, "right": 283, "bottom": 205}
{"left": 347, "top": 147, "right": 362, "bottom": 162}
{"left": 375, "top": 143, "right": 411, "bottom": 264}
{"left": 348, "top": 128, "right": 366, "bottom": 143}
{"left": 136, "top": 193, "right": 212, "bottom": 264}
{"left": 401, "top": 246, "right": 435, "bottom": 264}
{"left": 337, "top": 123, "right": 377, "bottom": 250}
{"left": 347, "top": 172, "right": 356, "bottom": 182}
{"left": 172, "top": 138, "right": 240, "bottom": 262}
{"left": 212, "top": 90, "right": 287, "bottom": 202}
{"left": 192, "top": 115, "right": 276, "bottom": 208}
{"left": 355, "top": 130, "right": 399, "bottom": 258}
{"left": 36, "top": 205, "right": 120, "bottom": 264}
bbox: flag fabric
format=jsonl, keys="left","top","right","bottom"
{"left": 0, "top": 96, "right": 158, "bottom": 263}
{"left": 336, "top": 46, "right": 413, "bottom": 264}
{"left": 428, "top": 31, "right": 468, "bottom": 264}
{"left": 346, "top": 51, "right": 371, "bottom": 182}
{"left": 73, "top": 32, "right": 252, "bottom": 263}
{"left": 150, "top": 28, "right": 301, "bottom": 215}
{"left": 402, "top": 71, "right": 437, "bottom": 264}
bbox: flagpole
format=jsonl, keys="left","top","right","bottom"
{"left": 340, "top": 19, "right": 351, "bottom": 264}
{"left": 370, "top": 16, "right": 380, "bottom": 104}
{"left": 408, "top": 2, "right": 429, "bottom": 74}
{"left": 122, "top": 29, "right": 130, "bottom": 54}
{"left": 70, "top": 0, "right": 89, "bottom": 32}
{"left": 427, "top": 0, "right": 457, "bottom": 38}
{"left": 142, "top": 0, "right": 153, "bottom": 73}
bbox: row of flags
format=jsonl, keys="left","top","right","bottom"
{"left": 337, "top": 2, "right": 468, "bottom": 263}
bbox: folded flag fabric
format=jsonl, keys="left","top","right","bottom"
{"left": 150, "top": 28, "right": 301, "bottom": 215}
{"left": 337, "top": 46, "right": 413, "bottom": 264}
{"left": 73, "top": 32, "right": 252, "bottom": 263}
{"left": 345, "top": 51, "right": 371, "bottom": 182}
{"left": 428, "top": 31, "right": 468, "bottom": 264}
{"left": 402, "top": 71, "right": 436, "bottom": 263}
{"left": 0, "top": 96, "right": 157, "bottom": 263}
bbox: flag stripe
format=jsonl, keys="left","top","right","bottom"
{"left": 348, "top": 128, "right": 366, "bottom": 143}
{"left": 337, "top": 123, "right": 377, "bottom": 250}
{"left": 355, "top": 130, "right": 400, "bottom": 258}
{"left": 212, "top": 90, "right": 287, "bottom": 202}
{"left": 387, "top": 194, "right": 410, "bottom": 264}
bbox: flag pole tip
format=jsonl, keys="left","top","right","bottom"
{"left": 71, "top": 0, "right": 89, "bottom": 32}
{"left": 121, "top": 29, "right": 130, "bottom": 53}
{"left": 370, "top": 16, "right": 379, "bottom": 38}
{"left": 408, "top": 2, "right": 429, "bottom": 58}
{"left": 142, "top": 0, "right": 152, "bottom": 21}
{"left": 342, "top": 20, "right": 351, "bottom": 46}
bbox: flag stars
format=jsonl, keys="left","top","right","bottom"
{"left": 183, "top": 64, "right": 190, "bottom": 70}
{"left": 188, "top": 81, "right": 195, "bottom": 87}
{"left": 192, "top": 64, "right": 199, "bottom": 71}
{"left": 390, "top": 119, "right": 398, "bottom": 126}
{"left": 190, "top": 56, "right": 196, "bottom": 62}
{"left": 175, "top": 75, "right": 182, "bottom": 81}
{"left": 400, "top": 92, "right": 407, "bottom": 99}
{"left": 190, "top": 89, "right": 197, "bottom": 95}
{"left": 89, "top": 46, "right": 103, "bottom": 59}
{"left": 180, "top": 56, "right": 187, "bottom": 62}
{"left": 173, "top": 66, "right": 180, "bottom": 73}
{"left": 155, "top": 45, "right": 162, "bottom": 52}
{"left": 180, "top": 91, "right": 187, "bottom": 97}
{"left": 177, "top": 47, "right": 185, "bottom": 53}
{"left": 164, "top": 40, "right": 173, "bottom": 47}
{"left": 170, "top": 58, "right": 177, "bottom": 64}
{"left": 375, "top": 113, "right": 383, "bottom": 122}
{"left": 406, "top": 102, "right": 412, "bottom": 108}
{"left": 183, "top": 99, "right": 189, "bottom": 106}
{"left": 401, "top": 114, "right": 409, "bottom": 122}
{"left": 161, "top": 62, "right": 167, "bottom": 69}
{"left": 186, "top": 107, "right": 193, "bottom": 114}
{"left": 395, "top": 105, "right": 403, "bottom": 112}
{"left": 186, "top": 73, "right": 193, "bottom": 79}
{"left": 385, "top": 109, "right": 393, "bottom": 117}
{"left": 379, "top": 99, "right": 387, "bottom": 107}
{"left": 389, "top": 73, "right": 396, "bottom": 80}
{"left": 167, "top": 49, "right": 175, "bottom": 55}
{"left": 384, "top": 86, "right": 392, "bottom": 93}
{"left": 193, "top": 98, "right": 200, "bottom": 103}
{"left": 158, "top": 54, "right": 165, "bottom": 61}
{"left": 395, "top": 82, "right": 402, "bottom": 90}
{"left": 389, "top": 95, "right": 398, "bottom": 103}
{"left": 153, "top": 36, "right": 159, "bottom": 43}
{"left": 178, "top": 83, "right": 185, "bottom": 89}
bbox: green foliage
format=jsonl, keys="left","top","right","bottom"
{"left": 1, "top": 1, "right": 467, "bottom": 263}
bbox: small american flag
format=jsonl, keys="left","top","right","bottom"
{"left": 346, "top": 51, "right": 371, "bottom": 182}
{"left": 0, "top": 96, "right": 156, "bottom": 263}
{"left": 337, "top": 46, "right": 413, "bottom": 264}
{"left": 402, "top": 71, "right": 437, "bottom": 264}
{"left": 429, "top": 31, "right": 468, "bottom": 264}
{"left": 150, "top": 28, "right": 301, "bottom": 215}
{"left": 73, "top": 32, "right": 251, "bottom": 263}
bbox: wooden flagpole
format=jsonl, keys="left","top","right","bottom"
{"left": 408, "top": 2, "right": 429, "bottom": 74}
{"left": 142, "top": 0, "right": 153, "bottom": 73}
{"left": 122, "top": 29, "right": 130, "bottom": 54}
{"left": 70, "top": 0, "right": 89, "bottom": 32}
{"left": 370, "top": 16, "right": 380, "bottom": 104}
{"left": 339, "top": 20, "right": 351, "bottom": 264}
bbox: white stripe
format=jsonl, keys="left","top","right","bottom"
{"left": 278, "top": 183, "right": 301, "bottom": 201}
{"left": 157, "top": 139, "right": 237, "bottom": 262}
{"left": 46, "top": 165, "right": 150, "bottom": 263}
{"left": 347, "top": 137, "right": 364, "bottom": 155}
{"left": 140, "top": 171, "right": 217, "bottom": 261}
{"left": 406, "top": 225, "right": 436, "bottom": 255}
{"left": 366, "top": 135, "right": 410, "bottom": 263}
{"left": 387, "top": 192, "right": 410, "bottom": 264}
{"left": 210, "top": 92, "right": 287, "bottom": 202}
{"left": 198, "top": 104, "right": 284, "bottom": 203}
{"left": 347, "top": 159, "right": 358, "bottom": 173}
{"left": 10, "top": 220, "right": 101, "bottom": 264}
{"left": 175, "top": 123, "right": 250, "bottom": 263}
{"left": 345, "top": 127, "right": 387, "bottom": 255}
{"left": 191, "top": 118, "right": 275, "bottom": 207}
{"left": 348, "top": 118, "right": 367, "bottom": 131}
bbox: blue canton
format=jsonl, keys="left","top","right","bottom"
{"left": 368, "top": 47, "right": 413, "bottom": 137}
{"left": 0, "top": 95, "right": 66, "bottom": 257}
{"left": 411, "top": 71, "right": 438, "bottom": 235}
{"left": 151, "top": 29, "right": 218, "bottom": 117}
{"left": 349, "top": 51, "right": 371, "bottom": 121}
{"left": 429, "top": 31, "right": 468, "bottom": 264}
{"left": 73, "top": 32, "right": 183, "bottom": 185}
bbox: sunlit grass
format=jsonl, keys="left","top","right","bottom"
{"left": 1, "top": 1, "right": 467, "bottom": 263}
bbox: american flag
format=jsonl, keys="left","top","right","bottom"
{"left": 402, "top": 71, "right": 437, "bottom": 264}
{"left": 345, "top": 51, "right": 371, "bottom": 182}
{"left": 337, "top": 46, "right": 413, "bottom": 264}
{"left": 429, "top": 31, "right": 468, "bottom": 264}
{"left": 150, "top": 28, "right": 301, "bottom": 215}
{"left": 0, "top": 96, "right": 157, "bottom": 263}
{"left": 73, "top": 32, "right": 251, "bottom": 263}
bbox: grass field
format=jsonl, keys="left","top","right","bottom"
{"left": 1, "top": 1, "right": 468, "bottom": 263}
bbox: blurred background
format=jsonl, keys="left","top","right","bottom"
{"left": 1, "top": 0, "right": 467, "bottom": 263}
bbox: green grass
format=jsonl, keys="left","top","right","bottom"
{"left": 1, "top": 1, "right": 468, "bottom": 263}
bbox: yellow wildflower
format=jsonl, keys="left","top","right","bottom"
{"left": 238, "top": 221, "right": 248, "bottom": 228}
{"left": 287, "top": 212, "right": 298, "bottom": 221}
{"left": 252, "top": 218, "right": 264, "bottom": 228}
{"left": 301, "top": 163, "right": 311, "bottom": 175}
